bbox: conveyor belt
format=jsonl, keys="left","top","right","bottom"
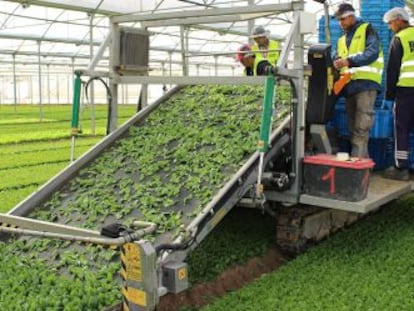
{"left": 6, "top": 84, "right": 291, "bottom": 257}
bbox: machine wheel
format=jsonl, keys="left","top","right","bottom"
{"left": 276, "top": 204, "right": 361, "bottom": 254}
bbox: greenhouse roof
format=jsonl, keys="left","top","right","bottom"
{"left": 0, "top": 0, "right": 410, "bottom": 76}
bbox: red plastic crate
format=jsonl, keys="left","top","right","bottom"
{"left": 303, "top": 154, "right": 374, "bottom": 201}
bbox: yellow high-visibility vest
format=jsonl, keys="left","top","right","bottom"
{"left": 395, "top": 27, "right": 414, "bottom": 87}
{"left": 337, "top": 23, "right": 383, "bottom": 84}
{"left": 252, "top": 40, "right": 280, "bottom": 68}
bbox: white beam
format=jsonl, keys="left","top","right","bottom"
{"left": 3, "top": 0, "right": 119, "bottom": 16}
{"left": 112, "top": 3, "right": 295, "bottom": 23}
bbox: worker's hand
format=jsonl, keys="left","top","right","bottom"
{"left": 333, "top": 58, "right": 350, "bottom": 69}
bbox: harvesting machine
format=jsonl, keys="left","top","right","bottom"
{"left": 1, "top": 1, "right": 412, "bottom": 310}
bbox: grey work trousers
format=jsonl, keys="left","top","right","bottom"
{"left": 393, "top": 91, "right": 414, "bottom": 169}
{"left": 345, "top": 90, "right": 377, "bottom": 158}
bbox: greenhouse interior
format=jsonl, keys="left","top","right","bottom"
{"left": 2, "top": 1, "right": 414, "bottom": 311}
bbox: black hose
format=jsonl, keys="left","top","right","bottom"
{"left": 84, "top": 76, "right": 113, "bottom": 135}
{"left": 276, "top": 76, "right": 298, "bottom": 185}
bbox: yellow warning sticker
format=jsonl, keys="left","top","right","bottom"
{"left": 122, "top": 243, "right": 142, "bottom": 282}
{"left": 178, "top": 267, "right": 187, "bottom": 280}
{"left": 122, "top": 287, "right": 147, "bottom": 307}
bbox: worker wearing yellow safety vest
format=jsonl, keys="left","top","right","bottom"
{"left": 236, "top": 43, "right": 273, "bottom": 76}
{"left": 383, "top": 7, "right": 414, "bottom": 181}
{"left": 333, "top": 3, "right": 383, "bottom": 158}
{"left": 250, "top": 26, "right": 280, "bottom": 69}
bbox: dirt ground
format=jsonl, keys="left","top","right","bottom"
{"left": 157, "top": 246, "right": 291, "bottom": 311}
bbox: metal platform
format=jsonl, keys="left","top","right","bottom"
{"left": 300, "top": 173, "right": 413, "bottom": 214}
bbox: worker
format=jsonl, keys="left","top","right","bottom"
{"left": 250, "top": 26, "right": 280, "bottom": 67}
{"left": 236, "top": 43, "right": 273, "bottom": 76}
{"left": 333, "top": 3, "right": 383, "bottom": 158}
{"left": 382, "top": 7, "right": 414, "bottom": 181}
{"left": 237, "top": 44, "right": 255, "bottom": 76}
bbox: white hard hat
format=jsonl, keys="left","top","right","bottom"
{"left": 250, "top": 26, "right": 270, "bottom": 38}
{"left": 383, "top": 7, "right": 410, "bottom": 23}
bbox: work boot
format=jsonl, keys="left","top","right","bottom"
{"left": 383, "top": 166, "right": 410, "bottom": 181}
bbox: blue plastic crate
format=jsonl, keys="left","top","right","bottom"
{"left": 372, "top": 109, "right": 394, "bottom": 138}
{"left": 375, "top": 99, "right": 394, "bottom": 110}
{"left": 363, "top": 15, "right": 389, "bottom": 23}
{"left": 361, "top": 1, "right": 405, "bottom": 12}
{"left": 378, "top": 30, "right": 393, "bottom": 42}
{"left": 334, "top": 105, "right": 347, "bottom": 136}
{"left": 368, "top": 138, "right": 394, "bottom": 170}
{"left": 333, "top": 105, "right": 393, "bottom": 138}
{"left": 375, "top": 93, "right": 385, "bottom": 104}
{"left": 318, "top": 15, "right": 343, "bottom": 45}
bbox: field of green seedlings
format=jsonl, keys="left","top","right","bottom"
{"left": 0, "top": 104, "right": 136, "bottom": 212}
{"left": 202, "top": 194, "right": 414, "bottom": 310}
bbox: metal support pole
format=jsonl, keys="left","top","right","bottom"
{"left": 248, "top": 0, "right": 255, "bottom": 45}
{"left": 324, "top": 1, "right": 331, "bottom": 44}
{"left": 37, "top": 40, "right": 43, "bottom": 121}
{"left": 12, "top": 53, "right": 17, "bottom": 112}
{"left": 180, "top": 26, "right": 189, "bottom": 76}
{"left": 214, "top": 55, "right": 218, "bottom": 76}
{"left": 87, "top": 30, "right": 112, "bottom": 71}
{"left": 291, "top": 2, "right": 306, "bottom": 199}
{"left": 68, "top": 57, "right": 75, "bottom": 103}
{"left": 169, "top": 51, "right": 173, "bottom": 77}
{"left": 125, "top": 84, "right": 128, "bottom": 104}
{"left": 47, "top": 64, "right": 50, "bottom": 104}
{"left": 67, "top": 73, "right": 70, "bottom": 104}
{"left": 140, "top": 84, "right": 148, "bottom": 108}
{"left": 140, "top": 26, "right": 149, "bottom": 108}
{"left": 169, "top": 51, "right": 173, "bottom": 89}
{"left": 30, "top": 75, "right": 33, "bottom": 104}
{"left": 89, "top": 14, "right": 96, "bottom": 135}
{"left": 122, "top": 83, "right": 125, "bottom": 105}
{"left": 109, "top": 20, "right": 119, "bottom": 132}
{"left": 161, "top": 61, "right": 167, "bottom": 93}
{"left": 56, "top": 74, "right": 60, "bottom": 104}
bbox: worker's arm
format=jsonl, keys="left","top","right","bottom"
{"left": 385, "top": 36, "right": 403, "bottom": 101}
{"left": 347, "top": 24, "right": 380, "bottom": 67}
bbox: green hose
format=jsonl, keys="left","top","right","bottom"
{"left": 258, "top": 73, "right": 275, "bottom": 152}
{"left": 71, "top": 73, "right": 81, "bottom": 136}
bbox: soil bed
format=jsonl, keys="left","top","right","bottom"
{"left": 158, "top": 245, "right": 291, "bottom": 311}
